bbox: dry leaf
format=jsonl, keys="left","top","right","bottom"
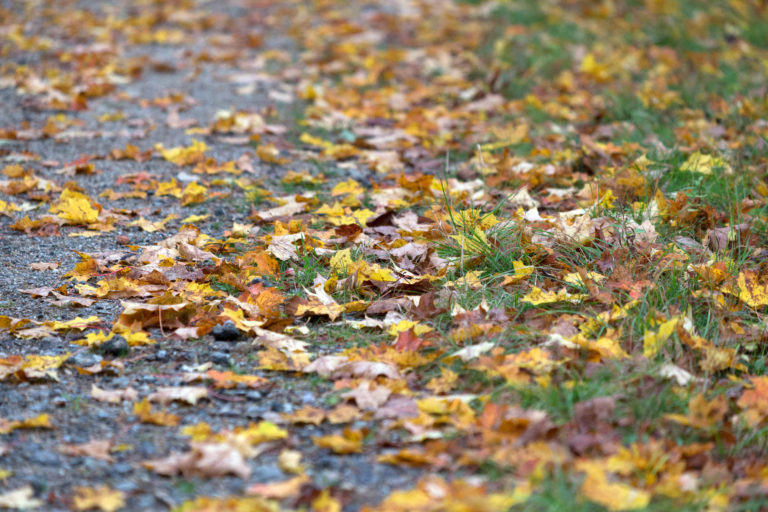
{"left": 147, "top": 386, "right": 208, "bottom": 406}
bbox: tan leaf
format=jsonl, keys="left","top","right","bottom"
{"left": 0, "top": 486, "right": 43, "bottom": 509}
{"left": 341, "top": 381, "right": 391, "bottom": 410}
{"left": 91, "top": 385, "right": 138, "bottom": 404}
{"left": 28, "top": 262, "right": 60, "bottom": 271}
{"left": 72, "top": 486, "right": 125, "bottom": 512}
{"left": 147, "top": 386, "right": 208, "bottom": 406}
{"left": 246, "top": 475, "right": 309, "bottom": 499}
{"left": 59, "top": 440, "right": 113, "bottom": 462}
{"left": 143, "top": 442, "right": 251, "bottom": 479}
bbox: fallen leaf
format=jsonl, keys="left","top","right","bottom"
{"left": 72, "top": 486, "right": 125, "bottom": 512}
{"left": 148, "top": 386, "right": 208, "bottom": 406}
{"left": 0, "top": 486, "right": 43, "bottom": 509}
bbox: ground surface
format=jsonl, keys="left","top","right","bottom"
{"left": 2, "top": 0, "right": 768, "bottom": 511}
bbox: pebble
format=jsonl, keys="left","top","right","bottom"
{"left": 27, "top": 448, "right": 60, "bottom": 466}
{"left": 250, "top": 277, "right": 276, "bottom": 287}
{"left": 110, "top": 377, "right": 130, "bottom": 388}
{"left": 111, "top": 462, "right": 133, "bottom": 476}
{"left": 138, "top": 441, "right": 156, "bottom": 457}
{"left": 100, "top": 336, "right": 130, "bottom": 357}
{"left": 70, "top": 352, "right": 102, "bottom": 368}
{"left": 155, "top": 349, "right": 168, "bottom": 361}
{"left": 245, "top": 390, "right": 264, "bottom": 401}
{"left": 211, "top": 351, "right": 231, "bottom": 366}
{"left": 300, "top": 392, "right": 315, "bottom": 404}
{"left": 133, "top": 495, "right": 157, "bottom": 510}
{"left": 245, "top": 404, "right": 263, "bottom": 418}
{"left": 25, "top": 477, "right": 48, "bottom": 495}
{"left": 113, "top": 479, "right": 139, "bottom": 493}
{"left": 251, "top": 464, "right": 284, "bottom": 482}
{"left": 269, "top": 401, "right": 293, "bottom": 413}
{"left": 211, "top": 320, "right": 240, "bottom": 341}
{"left": 317, "top": 469, "right": 342, "bottom": 487}
{"left": 218, "top": 404, "right": 239, "bottom": 416}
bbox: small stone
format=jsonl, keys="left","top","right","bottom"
{"left": 245, "top": 404, "right": 263, "bottom": 418}
{"left": 95, "top": 409, "right": 112, "bottom": 420}
{"left": 218, "top": 404, "right": 239, "bottom": 416}
{"left": 100, "top": 336, "right": 129, "bottom": 357}
{"left": 113, "top": 479, "right": 138, "bottom": 493}
{"left": 133, "top": 495, "right": 157, "bottom": 510}
{"left": 250, "top": 464, "right": 284, "bottom": 482}
{"left": 211, "top": 320, "right": 240, "bottom": 341}
{"left": 155, "top": 349, "right": 168, "bottom": 361}
{"left": 245, "top": 390, "right": 263, "bottom": 401}
{"left": 250, "top": 277, "right": 275, "bottom": 288}
{"left": 138, "top": 441, "right": 156, "bottom": 457}
{"left": 70, "top": 352, "right": 102, "bottom": 368}
{"left": 269, "top": 401, "right": 293, "bottom": 413}
{"left": 111, "top": 462, "right": 132, "bottom": 476}
{"left": 110, "top": 377, "right": 130, "bottom": 388}
{"left": 317, "top": 469, "right": 342, "bottom": 487}
{"left": 211, "top": 351, "right": 231, "bottom": 365}
{"left": 28, "top": 449, "right": 60, "bottom": 466}
{"left": 25, "top": 477, "right": 47, "bottom": 495}
{"left": 300, "top": 392, "right": 315, "bottom": 404}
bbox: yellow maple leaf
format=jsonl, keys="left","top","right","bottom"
{"left": 0, "top": 200, "right": 20, "bottom": 216}
{"left": 312, "top": 489, "right": 342, "bottom": 512}
{"left": 258, "top": 347, "right": 310, "bottom": 371}
{"left": 332, "top": 178, "right": 364, "bottom": 196}
{"left": 729, "top": 270, "right": 768, "bottom": 308}
{"left": 0, "top": 413, "right": 53, "bottom": 434}
{"left": 127, "top": 214, "right": 178, "bottom": 232}
{"left": 233, "top": 421, "right": 288, "bottom": 444}
{"left": 580, "top": 53, "right": 610, "bottom": 82}
{"left": 49, "top": 316, "right": 101, "bottom": 331}
{"left": 180, "top": 182, "right": 207, "bottom": 206}
{"left": 315, "top": 202, "right": 346, "bottom": 217}
{"left": 181, "top": 213, "right": 210, "bottom": 223}
{"left": 49, "top": 189, "right": 100, "bottom": 224}
{"left": 156, "top": 139, "right": 208, "bottom": 165}
{"left": 313, "top": 428, "right": 363, "bottom": 454}
{"left": 521, "top": 286, "right": 586, "bottom": 305}
{"left": 181, "top": 422, "right": 213, "bottom": 441}
{"left": 643, "top": 316, "right": 680, "bottom": 358}
{"left": 155, "top": 179, "right": 182, "bottom": 197}
{"left": 351, "top": 260, "right": 397, "bottom": 282}
{"left": 387, "top": 320, "right": 433, "bottom": 337}
{"left": 680, "top": 151, "right": 732, "bottom": 175}
{"left": 256, "top": 143, "right": 288, "bottom": 164}
{"left": 72, "top": 486, "right": 125, "bottom": 512}
{"left": 21, "top": 354, "right": 70, "bottom": 380}
{"left": 426, "top": 367, "right": 458, "bottom": 394}
{"left": 133, "top": 399, "right": 179, "bottom": 426}
{"left": 578, "top": 460, "right": 650, "bottom": 511}
{"left": 330, "top": 248, "right": 354, "bottom": 275}
{"left": 500, "top": 261, "right": 534, "bottom": 285}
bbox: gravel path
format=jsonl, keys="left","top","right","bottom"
{"left": 0, "top": 1, "right": 422, "bottom": 510}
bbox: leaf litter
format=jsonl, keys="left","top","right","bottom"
{"left": 1, "top": 0, "right": 768, "bottom": 511}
